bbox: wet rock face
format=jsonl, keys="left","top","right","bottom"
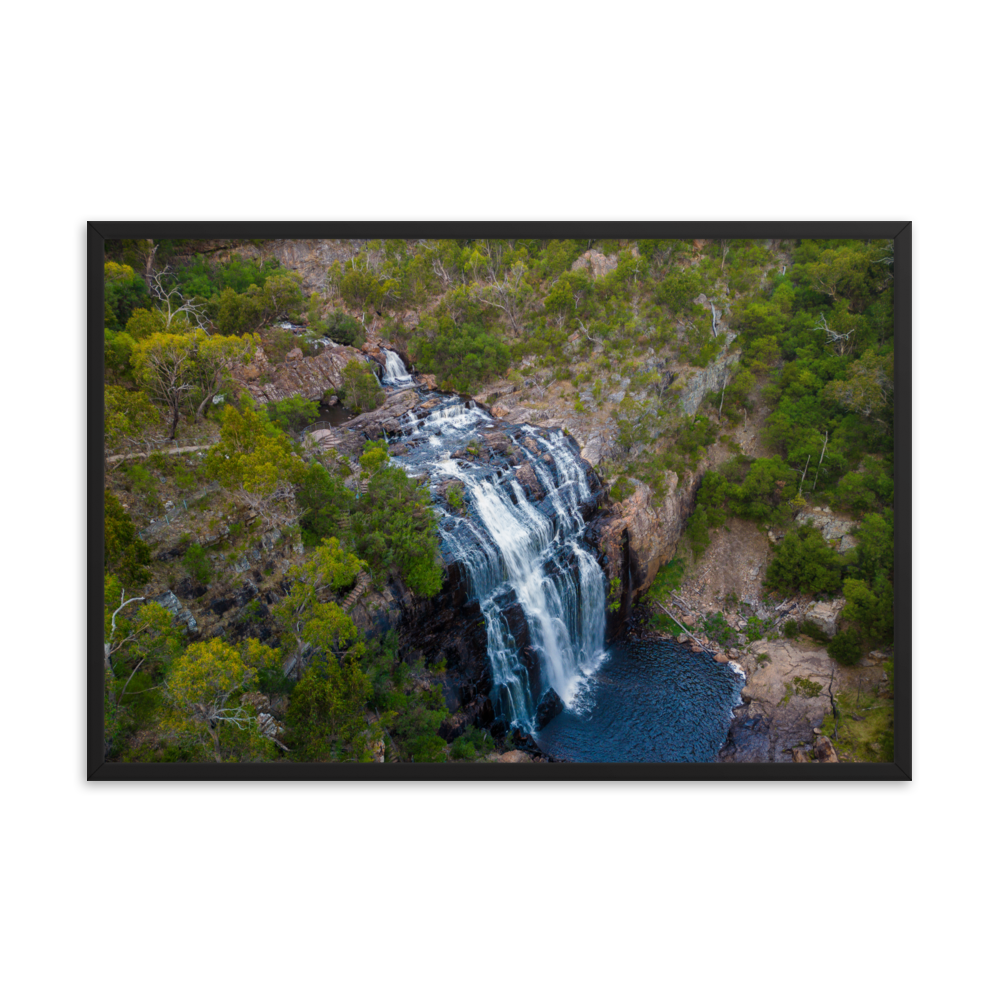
{"left": 534, "top": 688, "right": 565, "bottom": 730}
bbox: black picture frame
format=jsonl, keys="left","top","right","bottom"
{"left": 88, "top": 221, "right": 911, "bottom": 781}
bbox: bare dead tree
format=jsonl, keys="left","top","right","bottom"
{"left": 147, "top": 266, "right": 211, "bottom": 331}
{"left": 812, "top": 430, "right": 829, "bottom": 489}
{"left": 474, "top": 258, "right": 528, "bottom": 333}
{"left": 814, "top": 312, "right": 856, "bottom": 356}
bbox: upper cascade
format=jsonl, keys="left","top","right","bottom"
{"left": 382, "top": 349, "right": 415, "bottom": 387}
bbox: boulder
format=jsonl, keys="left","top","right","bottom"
{"left": 285, "top": 346, "right": 304, "bottom": 361}
{"left": 240, "top": 691, "right": 270, "bottom": 713}
{"left": 804, "top": 599, "right": 846, "bottom": 638}
{"left": 795, "top": 507, "right": 859, "bottom": 553}
{"left": 791, "top": 747, "right": 811, "bottom": 763}
{"left": 814, "top": 735, "right": 839, "bottom": 763}
{"left": 497, "top": 750, "right": 533, "bottom": 763}
{"left": 361, "top": 341, "right": 387, "bottom": 365}
{"left": 151, "top": 590, "right": 199, "bottom": 635}
{"left": 534, "top": 688, "right": 565, "bottom": 730}
{"left": 515, "top": 462, "right": 545, "bottom": 500}
{"left": 714, "top": 652, "right": 729, "bottom": 663}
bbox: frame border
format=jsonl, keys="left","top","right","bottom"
{"left": 86, "top": 221, "right": 913, "bottom": 781}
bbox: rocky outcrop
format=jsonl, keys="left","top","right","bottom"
{"left": 803, "top": 598, "right": 846, "bottom": 638}
{"left": 151, "top": 590, "right": 199, "bottom": 635}
{"left": 794, "top": 506, "right": 858, "bottom": 553}
{"left": 344, "top": 389, "right": 420, "bottom": 437}
{"left": 534, "top": 688, "right": 565, "bottom": 730}
{"left": 675, "top": 352, "right": 742, "bottom": 416}
{"left": 814, "top": 735, "right": 838, "bottom": 763}
{"left": 238, "top": 344, "right": 371, "bottom": 405}
{"left": 591, "top": 473, "right": 694, "bottom": 609}
{"left": 571, "top": 248, "right": 621, "bottom": 278}
{"left": 717, "top": 639, "right": 882, "bottom": 763}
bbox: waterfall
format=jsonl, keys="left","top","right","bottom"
{"left": 389, "top": 398, "right": 607, "bottom": 731}
{"left": 382, "top": 349, "right": 415, "bottom": 387}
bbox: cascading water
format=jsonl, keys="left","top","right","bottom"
{"left": 365, "top": 362, "right": 745, "bottom": 760}
{"left": 382, "top": 349, "right": 415, "bottom": 387}
{"left": 389, "top": 396, "right": 607, "bottom": 730}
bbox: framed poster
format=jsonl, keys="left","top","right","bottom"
{"left": 89, "top": 222, "right": 910, "bottom": 780}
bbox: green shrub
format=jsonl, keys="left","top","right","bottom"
{"left": 339, "top": 360, "right": 385, "bottom": 413}
{"left": 266, "top": 394, "right": 320, "bottom": 434}
{"left": 412, "top": 319, "right": 511, "bottom": 393}
{"left": 391, "top": 686, "right": 448, "bottom": 762}
{"left": 793, "top": 677, "right": 825, "bottom": 698}
{"left": 123, "top": 463, "right": 159, "bottom": 498}
{"left": 322, "top": 309, "right": 365, "bottom": 348}
{"left": 828, "top": 630, "right": 862, "bottom": 665}
{"left": 449, "top": 727, "right": 492, "bottom": 760}
{"left": 782, "top": 619, "right": 800, "bottom": 639}
{"left": 800, "top": 620, "right": 829, "bottom": 643}
{"left": 609, "top": 478, "right": 635, "bottom": 503}
{"left": 181, "top": 543, "right": 213, "bottom": 585}
{"left": 764, "top": 524, "right": 843, "bottom": 596}
{"left": 104, "top": 490, "right": 152, "bottom": 585}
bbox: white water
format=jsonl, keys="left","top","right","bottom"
{"left": 382, "top": 349, "right": 415, "bottom": 387}
{"left": 391, "top": 398, "right": 607, "bottom": 729}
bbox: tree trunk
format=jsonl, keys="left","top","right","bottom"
{"left": 170, "top": 400, "right": 180, "bottom": 441}
{"left": 210, "top": 725, "right": 223, "bottom": 763}
{"left": 196, "top": 388, "right": 217, "bottom": 421}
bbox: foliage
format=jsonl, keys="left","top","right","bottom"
{"left": 338, "top": 359, "right": 385, "bottom": 413}
{"left": 284, "top": 649, "right": 374, "bottom": 762}
{"left": 204, "top": 402, "right": 306, "bottom": 527}
{"left": 842, "top": 576, "right": 894, "bottom": 646}
{"left": 449, "top": 727, "right": 493, "bottom": 760}
{"left": 411, "top": 319, "right": 511, "bottom": 393}
{"left": 390, "top": 685, "right": 448, "bottom": 762}
{"left": 164, "top": 638, "right": 257, "bottom": 762}
{"left": 215, "top": 286, "right": 264, "bottom": 335}
{"left": 320, "top": 309, "right": 365, "bottom": 348}
{"left": 104, "top": 328, "right": 138, "bottom": 380}
{"left": 446, "top": 484, "right": 465, "bottom": 510}
{"left": 181, "top": 543, "right": 213, "bottom": 585}
{"left": 607, "top": 576, "right": 622, "bottom": 613}
{"left": 850, "top": 511, "right": 894, "bottom": 584}
{"left": 104, "top": 278, "right": 153, "bottom": 331}
{"left": 105, "top": 386, "right": 160, "bottom": 458}
{"left": 265, "top": 394, "right": 320, "bottom": 434}
{"left": 296, "top": 461, "right": 354, "bottom": 547}
{"left": 764, "top": 524, "right": 843, "bottom": 596}
{"left": 104, "top": 490, "right": 152, "bottom": 585}
{"left": 346, "top": 445, "right": 442, "bottom": 597}
{"left": 800, "top": 620, "right": 829, "bottom": 643}
{"left": 828, "top": 629, "right": 862, "bottom": 665}
{"left": 825, "top": 349, "right": 893, "bottom": 421}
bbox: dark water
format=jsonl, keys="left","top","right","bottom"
{"left": 318, "top": 400, "right": 354, "bottom": 427}
{"left": 534, "top": 640, "right": 744, "bottom": 763}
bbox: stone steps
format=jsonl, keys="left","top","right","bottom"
{"left": 340, "top": 571, "right": 371, "bottom": 612}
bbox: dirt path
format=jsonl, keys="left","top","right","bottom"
{"left": 107, "top": 444, "right": 210, "bottom": 463}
